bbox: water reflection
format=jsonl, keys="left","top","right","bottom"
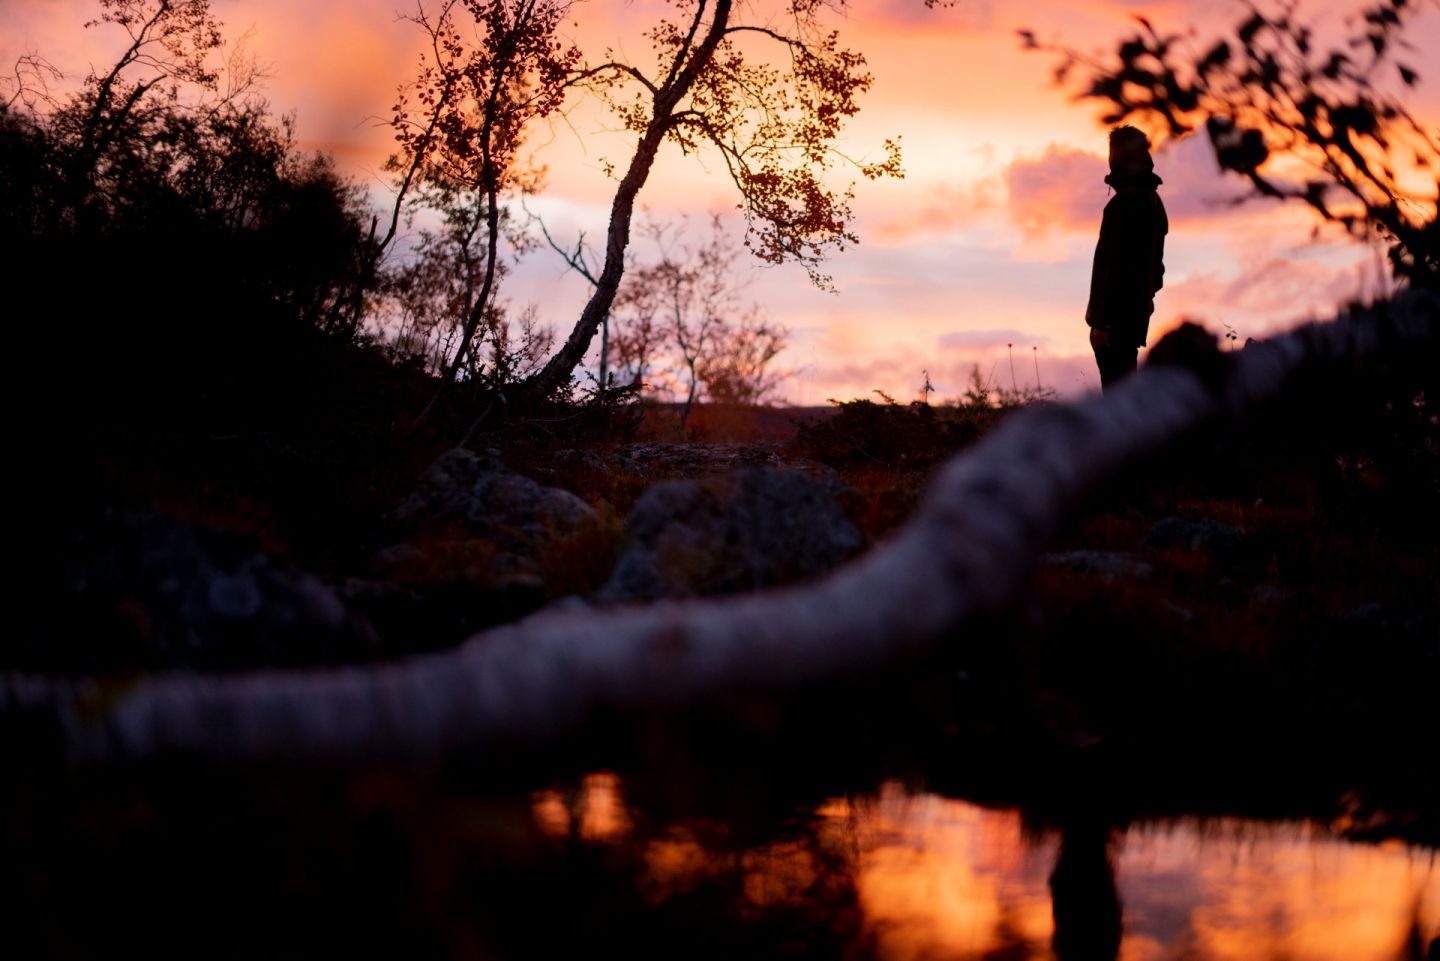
{"left": 1050, "top": 820, "right": 1122, "bottom": 961}
{"left": 532, "top": 777, "right": 1440, "bottom": 961}
{"left": 532, "top": 771, "right": 633, "bottom": 843}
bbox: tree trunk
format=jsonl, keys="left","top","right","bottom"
{"left": 523, "top": 0, "right": 734, "bottom": 399}
{"left": 417, "top": 183, "right": 503, "bottom": 421}
{"left": 599, "top": 313, "right": 609, "bottom": 390}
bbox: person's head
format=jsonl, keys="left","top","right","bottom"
{"left": 1108, "top": 125, "right": 1152, "bottom": 174}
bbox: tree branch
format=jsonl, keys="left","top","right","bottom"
{"left": 521, "top": 196, "right": 599, "bottom": 286}
{"left": 568, "top": 61, "right": 659, "bottom": 97}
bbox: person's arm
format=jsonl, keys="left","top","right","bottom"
{"left": 1151, "top": 197, "right": 1168, "bottom": 295}
{"left": 1085, "top": 204, "right": 1116, "bottom": 329}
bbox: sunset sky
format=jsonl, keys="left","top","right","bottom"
{"left": 6, "top": 0, "right": 1439, "bottom": 401}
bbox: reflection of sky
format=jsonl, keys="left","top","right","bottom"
{"left": 837, "top": 786, "right": 1440, "bottom": 961}
{"left": 6, "top": 0, "right": 1438, "bottom": 400}
{"left": 533, "top": 775, "right": 1440, "bottom": 961}
{"left": 825, "top": 789, "right": 1059, "bottom": 959}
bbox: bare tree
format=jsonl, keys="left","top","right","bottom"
{"left": 702, "top": 317, "right": 789, "bottom": 408}
{"left": 611, "top": 215, "right": 789, "bottom": 428}
{"left": 10, "top": 0, "right": 274, "bottom": 229}
{"left": 381, "top": 171, "right": 549, "bottom": 381}
{"left": 605, "top": 280, "right": 662, "bottom": 392}
{"left": 2, "top": 52, "right": 63, "bottom": 112}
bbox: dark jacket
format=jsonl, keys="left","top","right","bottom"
{"left": 1085, "top": 169, "right": 1168, "bottom": 348}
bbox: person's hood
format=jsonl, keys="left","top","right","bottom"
{"left": 1104, "top": 169, "right": 1163, "bottom": 191}
{"left": 1108, "top": 138, "right": 1155, "bottom": 174}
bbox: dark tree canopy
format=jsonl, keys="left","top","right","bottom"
{"left": 2, "top": 0, "right": 379, "bottom": 451}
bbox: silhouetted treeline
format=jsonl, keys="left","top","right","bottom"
{"left": 3, "top": 90, "right": 379, "bottom": 426}
{"left": 0, "top": 85, "right": 470, "bottom": 577}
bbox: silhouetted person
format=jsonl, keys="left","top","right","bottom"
{"left": 1086, "top": 126, "right": 1168, "bottom": 391}
{"left": 1049, "top": 819, "right": 1123, "bottom": 961}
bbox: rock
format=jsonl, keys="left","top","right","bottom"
{"left": 600, "top": 466, "right": 863, "bottom": 602}
{"left": 375, "top": 447, "right": 598, "bottom": 607}
{"left": 393, "top": 448, "right": 595, "bottom": 553}
{"left": 607, "top": 443, "right": 848, "bottom": 503}
{"left": 35, "top": 509, "right": 380, "bottom": 671}
{"left": 1040, "top": 550, "right": 1154, "bottom": 581}
{"left": 326, "top": 576, "right": 434, "bottom": 653}
{"left": 1158, "top": 600, "right": 1198, "bottom": 625}
{"left": 1141, "top": 516, "right": 1246, "bottom": 559}
{"left": 1249, "top": 585, "right": 1296, "bottom": 606}
{"left": 369, "top": 543, "right": 426, "bottom": 576}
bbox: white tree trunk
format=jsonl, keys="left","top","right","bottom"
{"left": 4, "top": 293, "right": 1435, "bottom": 763}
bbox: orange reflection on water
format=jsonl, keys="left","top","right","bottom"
{"left": 530, "top": 770, "right": 633, "bottom": 843}
{"left": 815, "top": 783, "right": 1440, "bottom": 961}
{"left": 743, "top": 840, "right": 821, "bottom": 908}
{"left": 642, "top": 828, "right": 718, "bottom": 903}
{"left": 532, "top": 773, "right": 1439, "bottom": 960}
{"left": 1119, "top": 825, "right": 1440, "bottom": 961}
{"left": 817, "top": 785, "right": 1056, "bottom": 960}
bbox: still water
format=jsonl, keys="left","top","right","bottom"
{"left": 531, "top": 774, "right": 1439, "bottom": 961}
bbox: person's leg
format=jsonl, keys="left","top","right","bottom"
{"left": 1094, "top": 344, "right": 1138, "bottom": 391}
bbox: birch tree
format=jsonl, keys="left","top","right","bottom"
{"left": 523, "top": 0, "right": 902, "bottom": 398}
{"left": 384, "top": 0, "right": 580, "bottom": 415}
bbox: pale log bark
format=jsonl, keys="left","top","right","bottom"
{"left": 3, "top": 293, "right": 1435, "bottom": 763}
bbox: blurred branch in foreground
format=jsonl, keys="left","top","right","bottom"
{"left": 2, "top": 293, "right": 1436, "bottom": 762}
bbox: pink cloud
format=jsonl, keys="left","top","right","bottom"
{"left": 1158, "top": 250, "right": 1376, "bottom": 339}
{"left": 1004, "top": 134, "right": 1277, "bottom": 240}
{"left": 1006, "top": 145, "right": 1109, "bottom": 236}
{"left": 870, "top": 178, "right": 1002, "bottom": 243}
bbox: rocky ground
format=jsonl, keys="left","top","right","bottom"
{"left": 6, "top": 381, "right": 1437, "bottom": 825}
{"left": 3, "top": 381, "right": 1437, "bottom": 961}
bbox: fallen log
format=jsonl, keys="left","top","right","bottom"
{"left": 4, "top": 292, "right": 1436, "bottom": 762}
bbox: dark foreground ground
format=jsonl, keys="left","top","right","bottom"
{"left": 4, "top": 343, "right": 1437, "bottom": 960}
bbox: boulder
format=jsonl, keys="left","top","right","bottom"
{"left": 600, "top": 466, "right": 862, "bottom": 601}
{"left": 393, "top": 448, "right": 595, "bottom": 551}
{"left": 379, "top": 447, "right": 597, "bottom": 594}
{"left": 30, "top": 509, "right": 380, "bottom": 671}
